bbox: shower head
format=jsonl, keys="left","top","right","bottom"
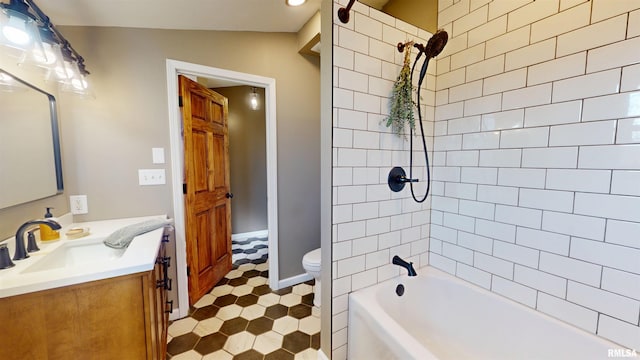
{"left": 425, "top": 30, "right": 448, "bottom": 58}
{"left": 413, "top": 30, "right": 449, "bottom": 94}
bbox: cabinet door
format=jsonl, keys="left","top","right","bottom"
{"left": 156, "top": 243, "right": 169, "bottom": 357}
{"left": 0, "top": 274, "right": 149, "bottom": 360}
{"left": 145, "top": 243, "right": 167, "bottom": 360}
{"left": 152, "top": 248, "right": 169, "bottom": 359}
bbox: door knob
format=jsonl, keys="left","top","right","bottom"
{"left": 226, "top": 193, "right": 234, "bottom": 199}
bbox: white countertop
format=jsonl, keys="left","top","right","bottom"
{"left": 0, "top": 215, "right": 169, "bottom": 298}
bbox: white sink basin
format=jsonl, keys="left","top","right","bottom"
{"left": 22, "top": 239, "right": 126, "bottom": 273}
{"left": 0, "top": 215, "right": 167, "bottom": 299}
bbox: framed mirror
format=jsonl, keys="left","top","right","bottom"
{"left": 0, "top": 69, "right": 63, "bottom": 209}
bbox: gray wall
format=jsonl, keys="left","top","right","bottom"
{"left": 383, "top": 0, "right": 438, "bottom": 33}
{"left": 214, "top": 86, "right": 268, "bottom": 235}
{"left": 61, "top": 27, "right": 321, "bottom": 280}
{"left": 0, "top": 26, "right": 321, "bottom": 305}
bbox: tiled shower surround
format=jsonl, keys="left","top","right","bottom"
{"left": 331, "top": 1, "right": 435, "bottom": 357}
{"left": 332, "top": 0, "right": 640, "bottom": 357}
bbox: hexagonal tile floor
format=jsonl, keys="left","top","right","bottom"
{"left": 167, "top": 239, "right": 319, "bottom": 360}
{"left": 232, "top": 236, "right": 268, "bottom": 266}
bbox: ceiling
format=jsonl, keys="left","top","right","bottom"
{"left": 33, "top": 0, "right": 322, "bottom": 33}
{"left": 360, "top": 0, "right": 390, "bottom": 10}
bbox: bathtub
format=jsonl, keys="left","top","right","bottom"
{"left": 348, "top": 267, "right": 623, "bottom": 360}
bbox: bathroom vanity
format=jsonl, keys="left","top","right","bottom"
{"left": 0, "top": 216, "right": 171, "bottom": 360}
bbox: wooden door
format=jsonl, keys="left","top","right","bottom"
{"left": 179, "top": 75, "right": 232, "bottom": 305}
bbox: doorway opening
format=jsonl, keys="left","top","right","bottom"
{"left": 166, "top": 59, "right": 279, "bottom": 318}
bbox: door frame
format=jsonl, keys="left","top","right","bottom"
{"left": 166, "top": 59, "right": 279, "bottom": 319}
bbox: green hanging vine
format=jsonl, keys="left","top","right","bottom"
{"left": 385, "top": 41, "right": 415, "bottom": 138}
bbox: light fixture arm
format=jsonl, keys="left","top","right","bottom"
{"left": 2, "top": 0, "right": 30, "bottom": 17}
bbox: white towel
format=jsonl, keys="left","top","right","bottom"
{"left": 103, "top": 218, "right": 171, "bottom": 249}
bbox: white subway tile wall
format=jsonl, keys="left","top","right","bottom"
{"left": 332, "top": 0, "right": 640, "bottom": 357}
{"left": 433, "top": 0, "right": 640, "bottom": 350}
{"left": 331, "top": 1, "right": 432, "bottom": 358}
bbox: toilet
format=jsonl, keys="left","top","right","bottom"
{"left": 302, "top": 248, "right": 321, "bottom": 307}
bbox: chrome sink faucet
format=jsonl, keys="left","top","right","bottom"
{"left": 13, "top": 219, "right": 61, "bottom": 261}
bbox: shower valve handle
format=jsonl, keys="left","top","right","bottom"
{"left": 398, "top": 176, "right": 419, "bottom": 183}
{"left": 388, "top": 167, "right": 419, "bottom": 192}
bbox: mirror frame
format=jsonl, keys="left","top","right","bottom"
{"left": 0, "top": 69, "right": 64, "bottom": 203}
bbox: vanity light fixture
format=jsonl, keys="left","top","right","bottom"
{"left": 250, "top": 87, "right": 259, "bottom": 110}
{"left": 286, "top": 0, "right": 306, "bottom": 6}
{"left": 0, "top": 0, "right": 90, "bottom": 95}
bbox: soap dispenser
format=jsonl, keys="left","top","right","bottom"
{"left": 40, "top": 207, "right": 60, "bottom": 241}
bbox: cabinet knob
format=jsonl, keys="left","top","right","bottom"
{"left": 226, "top": 192, "right": 234, "bottom": 199}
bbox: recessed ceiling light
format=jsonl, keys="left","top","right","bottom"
{"left": 286, "top": 0, "right": 306, "bottom": 6}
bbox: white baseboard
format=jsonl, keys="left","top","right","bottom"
{"left": 232, "top": 229, "right": 268, "bottom": 240}
{"left": 278, "top": 272, "right": 313, "bottom": 289}
{"left": 318, "top": 349, "right": 330, "bottom": 360}
{"left": 169, "top": 308, "right": 181, "bottom": 321}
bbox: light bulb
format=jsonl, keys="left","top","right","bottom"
{"left": 2, "top": 15, "right": 30, "bottom": 45}
{"left": 55, "top": 61, "right": 75, "bottom": 80}
{"left": 250, "top": 92, "right": 258, "bottom": 110}
{"left": 32, "top": 42, "right": 57, "bottom": 64}
{"left": 71, "top": 77, "right": 87, "bottom": 90}
{"left": 286, "top": 0, "right": 306, "bottom": 6}
{"left": 54, "top": 66, "right": 67, "bottom": 79}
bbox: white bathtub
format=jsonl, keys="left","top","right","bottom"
{"left": 348, "top": 267, "right": 623, "bottom": 360}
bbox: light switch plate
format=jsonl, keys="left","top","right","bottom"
{"left": 70, "top": 195, "right": 88, "bottom": 215}
{"left": 152, "top": 148, "right": 165, "bottom": 164}
{"left": 138, "top": 169, "right": 166, "bottom": 185}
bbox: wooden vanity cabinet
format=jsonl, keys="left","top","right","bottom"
{"left": 0, "top": 240, "right": 171, "bottom": 360}
{"left": 151, "top": 238, "right": 171, "bottom": 359}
